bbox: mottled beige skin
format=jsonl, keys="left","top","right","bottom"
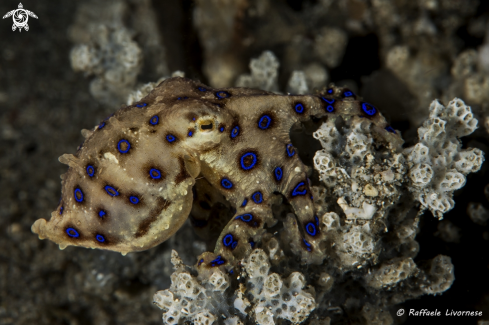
{"left": 32, "top": 77, "right": 402, "bottom": 265}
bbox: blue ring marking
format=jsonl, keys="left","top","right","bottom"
{"left": 177, "top": 96, "right": 189, "bottom": 100}
{"left": 327, "top": 88, "right": 333, "bottom": 94}
{"left": 149, "top": 168, "right": 162, "bottom": 180}
{"left": 303, "top": 238, "right": 312, "bottom": 251}
{"left": 320, "top": 97, "right": 335, "bottom": 113}
{"left": 188, "top": 130, "right": 193, "bottom": 137}
{"left": 315, "top": 215, "right": 319, "bottom": 227}
{"left": 249, "top": 239, "right": 255, "bottom": 248}
{"left": 98, "top": 210, "right": 106, "bottom": 218}
{"left": 215, "top": 91, "right": 230, "bottom": 99}
{"left": 305, "top": 222, "right": 317, "bottom": 236}
{"left": 166, "top": 134, "right": 176, "bottom": 143}
{"left": 219, "top": 126, "right": 225, "bottom": 132}
{"left": 292, "top": 182, "right": 307, "bottom": 196}
{"left": 385, "top": 126, "right": 396, "bottom": 134}
{"left": 221, "top": 178, "right": 233, "bottom": 189}
{"left": 235, "top": 213, "right": 253, "bottom": 222}
{"left": 361, "top": 102, "right": 377, "bottom": 116}
{"left": 286, "top": 144, "right": 295, "bottom": 157}
{"left": 98, "top": 122, "right": 106, "bottom": 129}
{"left": 66, "top": 227, "right": 79, "bottom": 238}
{"left": 343, "top": 91, "right": 354, "bottom": 97}
{"left": 229, "top": 269, "right": 234, "bottom": 275}
{"left": 294, "top": 103, "right": 304, "bottom": 114}
{"left": 198, "top": 87, "right": 207, "bottom": 92}
{"left": 231, "top": 241, "right": 238, "bottom": 249}
{"left": 252, "top": 191, "right": 263, "bottom": 204}
{"left": 60, "top": 206, "right": 64, "bottom": 215}
{"left": 241, "top": 199, "right": 248, "bottom": 207}
{"left": 240, "top": 152, "right": 257, "bottom": 170}
{"left": 136, "top": 103, "right": 147, "bottom": 108}
{"left": 231, "top": 126, "right": 239, "bottom": 138}
{"left": 86, "top": 165, "right": 95, "bottom": 177}
{"left": 274, "top": 167, "right": 283, "bottom": 181}
{"left": 223, "top": 234, "right": 234, "bottom": 247}
{"left": 258, "top": 115, "right": 272, "bottom": 129}
{"left": 96, "top": 234, "right": 105, "bottom": 243}
{"left": 198, "top": 259, "right": 204, "bottom": 266}
{"left": 150, "top": 115, "right": 159, "bottom": 125}
{"left": 74, "top": 188, "right": 84, "bottom": 203}
{"left": 210, "top": 256, "right": 225, "bottom": 266}
{"left": 129, "top": 196, "right": 140, "bottom": 204}
{"left": 104, "top": 185, "right": 119, "bottom": 197}
{"left": 117, "top": 139, "right": 131, "bottom": 154}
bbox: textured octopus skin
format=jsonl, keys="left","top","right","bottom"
{"left": 31, "top": 77, "right": 402, "bottom": 266}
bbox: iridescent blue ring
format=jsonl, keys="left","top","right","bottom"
{"left": 231, "top": 241, "right": 238, "bottom": 249}
{"left": 129, "top": 196, "right": 140, "bottom": 204}
{"left": 219, "top": 126, "right": 225, "bottom": 132}
{"left": 305, "top": 222, "right": 317, "bottom": 236}
{"left": 59, "top": 206, "right": 64, "bottom": 215}
{"left": 343, "top": 91, "right": 354, "bottom": 97}
{"left": 74, "top": 188, "right": 84, "bottom": 202}
{"left": 98, "top": 210, "right": 106, "bottom": 218}
{"left": 258, "top": 115, "right": 272, "bottom": 129}
{"left": 136, "top": 103, "right": 147, "bottom": 108}
{"left": 223, "top": 234, "right": 234, "bottom": 247}
{"left": 320, "top": 97, "right": 335, "bottom": 113}
{"left": 215, "top": 91, "right": 231, "bottom": 99}
{"left": 96, "top": 234, "right": 105, "bottom": 243}
{"left": 327, "top": 88, "right": 333, "bottom": 94}
{"left": 241, "top": 199, "right": 248, "bottom": 207}
{"left": 235, "top": 213, "right": 253, "bottom": 222}
{"left": 294, "top": 103, "right": 304, "bottom": 114}
{"left": 210, "top": 255, "right": 225, "bottom": 266}
{"left": 292, "top": 182, "right": 307, "bottom": 196}
{"left": 104, "top": 185, "right": 119, "bottom": 197}
{"left": 198, "top": 87, "right": 207, "bottom": 92}
{"left": 221, "top": 178, "right": 233, "bottom": 189}
{"left": 274, "top": 167, "right": 283, "bottom": 181}
{"left": 166, "top": 134, "right": 176, "bottom": 143}
{"left": 385, "top": 126, "right": 396, "bottom": 134}
{"left": 117, "top": 139, "right": 131, "bottom": 154}
{"left": 240, "top": 152, "right": 257, "bottom": 170}
{"left": 252, "top": 191, "right": 263, "bottom": 204}
{"left": 86, "top": 165, "right": 95, "bottom": 177}
{"left": 98, "top": 122, "right": 106, "bottom": 129}
{"left": 66, "top": 227, "right": 79, "bottom": 238}
{"left": 286, "top": 144, "right": 295, "bottom": 157}
{"left": 361, "top": 102, "right": 377, "bottom": 116}
{"left": 231, "top": 126, "right": 239, "bottom": 139}
{"left": 188, "top": 131, "right": 193, "bottom": 137}
{"left": 303, "top": 238, "right": 312, "bottom": 251}
{"left": 150, "top": 115, "right": 159, "bottom": 125}
{"left": 149, "top": 168, "right": 162, "bottom": 180}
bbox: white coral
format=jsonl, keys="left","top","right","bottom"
{"left": 405, "top": 98, "right": 484, "bottom": 219}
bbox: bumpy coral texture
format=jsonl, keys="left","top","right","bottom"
{"left": 404, "top": 98, "right": 484, "bottom": 219}
{"left": 31, "top": 77, "right": 402, "bottom": 268}
{"left": 153, "top": 249, "right": 315, "bottom": 325}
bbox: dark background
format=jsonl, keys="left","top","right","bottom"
{"left": 0, "top": 0, "right": 488, "bottom": 324}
